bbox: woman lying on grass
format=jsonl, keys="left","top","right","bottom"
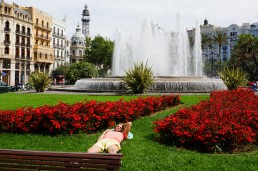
{"left": 87, "top": 122, "right": 132, "bottom": 154}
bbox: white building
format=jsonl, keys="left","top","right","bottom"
{"left": 200, "top": 19, "right": 258, "bottom": 62}
{"left": 70, "top": 24, "right": 85, "bottom": 64}
{"left": 52, "top": 17, "right": 69, "bottom": 70}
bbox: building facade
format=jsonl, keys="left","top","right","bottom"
{"left": 70, "top": 25, "right": 85, "bottom": 64}
{"left": 52, "top": 17, "right": 69, "bottom": 70}
{"left": 22, "top": 6, "right": 54, "bottom": 76}
{"left": 200, "top": 19, "right": 257, "bottom": 62}
{"left": 0, "top": 1, "right": 33, "bottom": 85}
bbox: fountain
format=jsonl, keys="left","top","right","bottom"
{"left": 70, "top": 15, "right": 227, "bottom": 93}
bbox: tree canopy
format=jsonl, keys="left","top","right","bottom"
{"left": 230, "top": 34, "right": 258, "bottom": 80}
{"left": 83, "top": 35, "right": 114, "bottom": 77}
{"left": 65, "top": 61, "right": 97, "bottom": 84}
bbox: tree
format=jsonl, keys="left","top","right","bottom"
{"left": 51, "top": 65, "right": 69, "bottom": 78}
{"left": 65, "top": 61, "right": 97, "bottom": 84}
{"left": 83, "top": 35, "right": 114, "bottom": 77}
{"left": 201, "top": 33, "right": 214, "bottom": 76}
{"left": 230, "top": 34, "right": 258, "bottom": 80}
{"left": 201, "top": 33, "right": 213, "bottom": 50}
{"left": 213, "top": 31, "right": 228, "bottom": 70}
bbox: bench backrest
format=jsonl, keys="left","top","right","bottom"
{"left": 0, "top": 149, "right": 122, "bottom": 170}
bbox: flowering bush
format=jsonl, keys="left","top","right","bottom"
{"left": 154, "top": 89, "right": 258, "bottom": 153}
{"left": 0, "top": 95, "right": 181, "bottom": 135}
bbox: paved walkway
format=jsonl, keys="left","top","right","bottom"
{"left": 14, "top": 86, "right": 258, "bottom": 95}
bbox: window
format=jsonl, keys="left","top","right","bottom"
{"left": 22, "top": 26, "right": 25, "bottom": 34}
{"left": 27, "top": 38, "right": 30, "bottom": 46}
{"left": 27, "top": 49, "right": 30, "bottom": 58}
{"left": 72, "top": 50, "right": 75, "bottom": 55}
{"left": 16, "top": 24, "right": 20, "bottom": 33}
{"left": 4, "top": 47, "right": 9, "bottom": 54}
{"left": 79, "top": 50, "right": 82, "bottom": 56}
{"left": 15, "top": 48, "right": 19, "bottom": 57}
{"left": 5, "top": 21, "right": 10, "bottom": 30}
{"left": 21, "top": 48, "right": 25, "bottom": 58}
{"left": 27, "top": 28, "right": 31, "bottom": 35}
{"left": 5, "top": 34, "right": 10, "bottom": 41}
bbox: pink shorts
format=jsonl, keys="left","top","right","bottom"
{"left": 94, "top": 138, "right": 121, "bottom": 152}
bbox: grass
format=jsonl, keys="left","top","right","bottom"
{"left": 0, "top": 92, "right": 147, "bottom": 110}
{"left": 0, "top": 92, "right": 257, "bottom": 170}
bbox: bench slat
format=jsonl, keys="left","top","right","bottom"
{"left": 0, "top": 159, "right": 120, "bottom": 169}
{"left": 0, "top": 154, "right": 121, "bottom": 165}
{"left": 0, "top": 149, "right": 122, "bottom": 170}
{"left": 0, "top": 149, "right": 122, "bottom": 160}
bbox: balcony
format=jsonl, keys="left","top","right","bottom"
{"left": 53, "top": 44, "right": 65, "bottom": 49}
{"left": 4, "top": 40, "right": 11, "bottom": 46}
{"left": 16, "top": 30, "right": 32, "bottom": 37}
{"left": 14, "top": 55, "right": 32, "bottom": 61}
{"left": 15, "top": 42, "right": 20, "bottom": 46}
{"left": 35, "top": 23, "right": 52, "bottom": 32}
{"left": 4, "top": 28, "right": 11, "bottom": 33}
{"left": 26, "top": 44, "right": 31, "bottom": 48}
{"left": 53, "top": 32, "right": 66, "bottom": 39}
{"left": 35, "top": 34, "right": 51, "bottom": 41}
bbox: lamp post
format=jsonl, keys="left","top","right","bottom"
{"left": 210, "top": 45, "right": 214, "bottom": 78}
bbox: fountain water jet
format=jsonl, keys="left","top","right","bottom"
{"left": 112, "top": 16, "right": 202, "bottom": 77}
{"left": 72, "top": 16, "right": 227, "bottom": 93}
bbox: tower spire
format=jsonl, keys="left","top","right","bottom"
{"left": 81, "top": 4, "right": 90, "bottom": 37}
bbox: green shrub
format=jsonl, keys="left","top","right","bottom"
{"left": 218, "top": 67, "right": 249, "bottom": 90}
{"left": 65, "top": 61, "right": 97, "bottom": 84}
{"left": 122, "top": 62, "right": 154, "bottom": 94}
{"left": 29, "top": 72, "right": 51, "bottom": 92}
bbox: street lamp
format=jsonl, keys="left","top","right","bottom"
{"left": 210, "top": 45, "right": 214, "bottom": 78}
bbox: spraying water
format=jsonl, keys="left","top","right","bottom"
{"left": 112, "top": 15, "right": 203, "bottom": 77}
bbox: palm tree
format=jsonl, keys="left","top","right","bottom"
{"left": 201, "top": 33, "right": 214, "bottom": 76}
{"left": 230, "top": 34, "right": 258, "bottom": 80}
{"left": 213, "top": 31, "right": 228, "bottom": 70}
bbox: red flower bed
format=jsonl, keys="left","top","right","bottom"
{"left": 0, "top": 95, "right": 181, "bottom": 135}
{"left": 154, "top": 89, "right": 258, "bottom": 153}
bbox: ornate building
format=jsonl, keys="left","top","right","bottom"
{"left": 70, "top": 24, "right": 85, "bottom": 64}
{"left": 70, "top": 4, "right": 90, "bottom": 64}
{"left": 0, "top": 1, "right": 33, "bottom": 85}
{"left": 22, "top": 6, "right": 54, "bottom": 75}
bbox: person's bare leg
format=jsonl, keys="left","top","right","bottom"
{"left": 107, "top": 145, "right": 119, "bottom": 154}
{"left": 87, "top": 145, "right": 102, "bottom": 153}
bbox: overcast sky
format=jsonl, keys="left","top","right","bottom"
{"left": 5, "top": 0, "right": 258, "bottom": 39}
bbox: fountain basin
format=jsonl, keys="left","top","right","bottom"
{"left": 69, "top": 77, "right": 227, "bottom": 93}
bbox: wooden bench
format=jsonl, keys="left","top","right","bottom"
{"left": 0, "top": 149, "right": 122, "bottom": 170}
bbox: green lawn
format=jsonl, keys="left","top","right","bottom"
{"left": 0, "top": 92, "right": 257, "bottom": 171}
